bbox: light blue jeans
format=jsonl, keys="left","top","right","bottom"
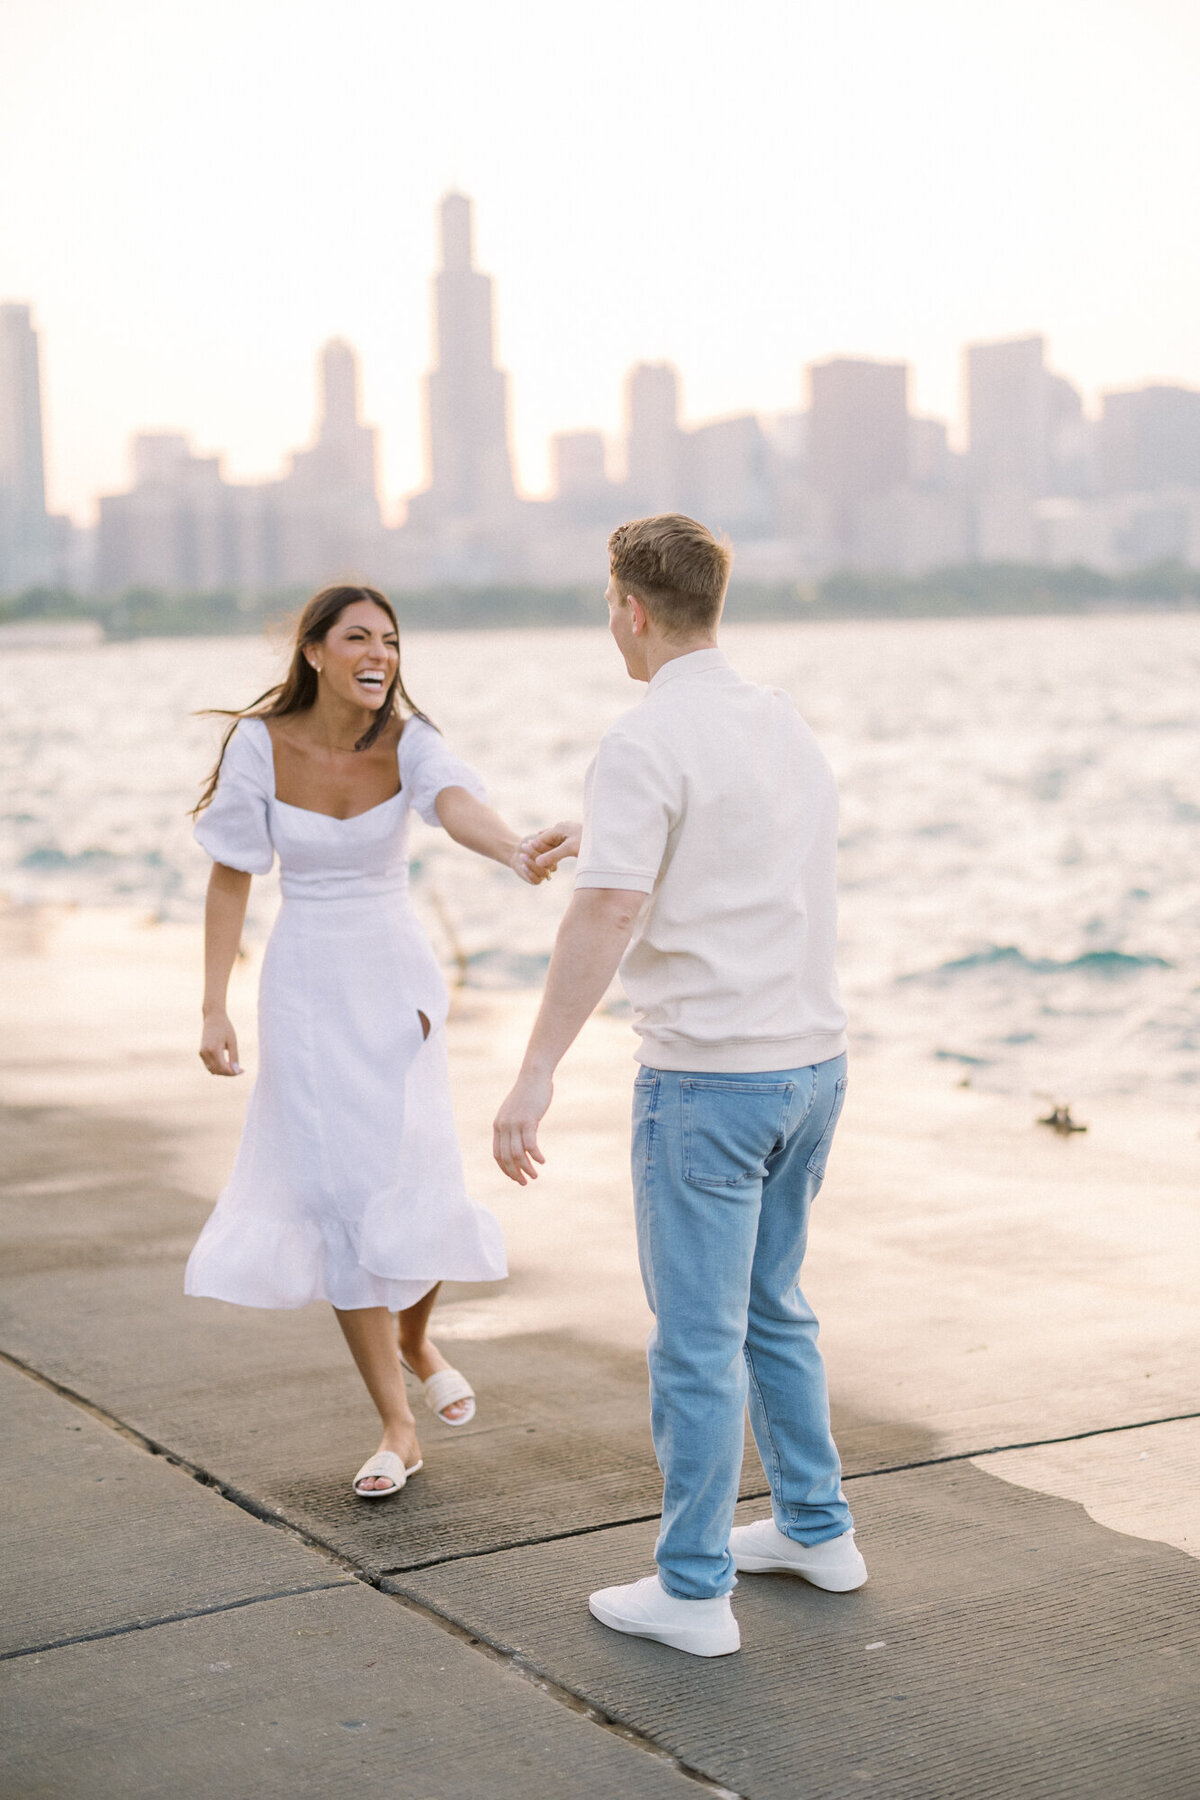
{"left": 631, "top": 1053, "right": 852, "bottom": 1599}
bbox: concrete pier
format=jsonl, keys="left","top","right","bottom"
{"left": 3, "top": 911, "right": 1199, "bottom": 1797}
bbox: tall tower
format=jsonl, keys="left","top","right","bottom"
{"left": 807, "top": 357, "right": 909, "bottom": 505}
{"left": 624, "top": 362, "right": 684, "bottom": 513}
{"left": 423, "top": 193, "right": 514, "bottom": 519}
{"left": 0, "top": 303, "right": 50, "bottom": 588}
{"left": 283, "top": 340, "right": 379, "bottom": 505}
{"left": 273, "top": 338, "right": 381, "bottom": 586}
{"left": 320, "top": 337, "right": 359, "bottom": 434}
{"left": 296, "top": 337, "right": 379, "bottom": 502}
{"left": 807, "top": 356, "right": 909, "bottom": 560}
{"left": 966, "top": 335, "right": 1049, "bottom": 493}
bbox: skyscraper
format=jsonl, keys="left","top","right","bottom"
{"left": 688, "top": 414, "right": 771, "bottom": 537}
{"left": 270, "top": 337, "right": 383, "bottom": 585}
{"left": 285, "top": 339, "right": 379, "bottom": 509}
{"left": 0, "top": 302, "right": 50, "bottom": 589}
{"left": 96, "top": 433, "right": 236, "bottom": 593}
{"left": 807, "top": 357, "right": 909, "bottom": 505}
{"left": 96, "top": 340, "right": 384, "bottom": 594}
{"left": 624, "top": 363, "right": 685, "bottom": 514}
{"left": 551, "top": 430, "right": 614, "bottom": 524}
{"left": 807, "top": 357, "right": 909, "bottom": 561}
{"left": 420, "top": 193, "right": 515, "bottom": 521}
{"left": 1099, "top": 385, "right": 1200, "bottom": 493}
{"left": 966, "top": 335, "right": 1049, "bottom": 492}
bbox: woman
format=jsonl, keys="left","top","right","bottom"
{"left": 189, "top": 583, "right": 544, "bottom": 1498}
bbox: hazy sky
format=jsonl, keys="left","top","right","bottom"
{"left": 3, "top": 0, "right": 1198, "bottom": 521}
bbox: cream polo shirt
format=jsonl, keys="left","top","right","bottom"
{"left": 574, "top": 648, "right": 848, "bottom": 1073}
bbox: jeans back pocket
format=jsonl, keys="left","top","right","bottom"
{"left": 681, "top": 1078, "right": 795, "bottom": 1190}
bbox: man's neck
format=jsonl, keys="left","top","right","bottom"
{"left": 641, "top": 636, "right": 720, "bottom": 683}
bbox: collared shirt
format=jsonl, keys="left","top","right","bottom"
{"left": 575, "top": 647, "right": 848, "bottom": 1073}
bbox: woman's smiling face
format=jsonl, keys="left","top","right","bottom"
{"left": 308, "top": 599, "right": 399, "bottom": 711}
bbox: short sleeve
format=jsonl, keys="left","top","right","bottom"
{"left": 193, "top": 719, "right": 275, "bottom": 875}
{"left": 399, "top": 717, "right": 487, "bottom": 826}
{"left": 574, "top": 726, "right": 675, "bottom": 894}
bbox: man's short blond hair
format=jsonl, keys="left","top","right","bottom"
{"left": 608, "top": 514, "right": 732, "bottom": 640}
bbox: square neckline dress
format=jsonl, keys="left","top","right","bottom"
{"left": 185, "top": 714, "right": 507, "bottom": 1312}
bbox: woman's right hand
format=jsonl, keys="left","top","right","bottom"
{"left": 523, "top": 821, "right": 583, "bottom": 876}
{"left": 200, "top": 1012, "right": 243, "bottom": 1077}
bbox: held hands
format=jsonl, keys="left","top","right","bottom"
{"left": 510, "top": 840, "right": 552, "bottom": 885}
{"left": 493, "top": 1068, "right": 554, "bottom": 1184}
{"left": 200, "top": 1012, "right": 243, "bottom": 1077}
{"left": 513, "top": 820, "right": 582, "bottom": 884}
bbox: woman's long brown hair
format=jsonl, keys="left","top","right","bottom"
{"left": 192, "top": 584, "right": 432, "bottom": 815}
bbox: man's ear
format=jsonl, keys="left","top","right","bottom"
{"left": 628, "top": 594, "right": 648, "bottom": 635}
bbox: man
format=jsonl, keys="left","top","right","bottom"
{"left": 494, "top": 514, "right": 865, "bottom": 1658}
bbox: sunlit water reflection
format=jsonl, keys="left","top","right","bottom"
{"left": 2, "top": 614, "right": 1197, "bottom": 1103}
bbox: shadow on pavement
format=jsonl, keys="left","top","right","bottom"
{"left": 393, "top": 1461, "right": 1200, "bottom": 1800}
{"left": 6, "top": 1099, "right": 1199, "bottom": 1798}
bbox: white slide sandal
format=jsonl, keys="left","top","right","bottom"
{"left": 417, "top": 1366, "right": 476, "bottom": 1427}
{"left": 352, "top": 1451, "right": 423, "bottom": 1499}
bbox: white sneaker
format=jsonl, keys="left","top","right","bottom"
{"left": 588, "top": 1575, "right": 741, "bottom": 1657}
{"left": 729, "top": 1520, "right": 867, "bottom": 1591}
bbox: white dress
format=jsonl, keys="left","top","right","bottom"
{"left": 184, "top": 715, "right": 507, "bottom": 1312}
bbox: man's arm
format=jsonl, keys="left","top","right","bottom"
{"left": 493, "top": 886, "right": 643, "bottom": 1184}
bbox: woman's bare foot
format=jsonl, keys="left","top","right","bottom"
{"left": 398, "top": 1331, "right": 473, "bottom": 1424}
{"left": 356, "top": 1422, "right": 423, "bottom": 1492}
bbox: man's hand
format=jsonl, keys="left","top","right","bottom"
{"left": 526, "top": 820, "right": 582, "bottom": 875}
{"left": 492, "top": 887, "right": 641, "bottom": 1186}
{"left": 493, "top": 1068, "right": 554, "bottom": 1184}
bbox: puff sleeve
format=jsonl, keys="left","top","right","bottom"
{"left": 399, "top": 717, "right": 487, "bottom": 826}
{"left": 193, "top": 719, "right": 275, "bottom": 875}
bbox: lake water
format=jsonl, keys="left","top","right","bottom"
{"left": 2, "top": 615, "right": 1197, "bottom": 1105}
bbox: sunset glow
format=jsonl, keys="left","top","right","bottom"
{"left": 2, "top": 0, "right": 1198, "bottom": 519}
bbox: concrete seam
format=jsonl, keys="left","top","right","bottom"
{"left": 376, "top": 1505, "right": 743, "bottom": 1576}
{"left": 6, "top": 1344, "right": 1200, "bottom": 1568}
{"left": 839, "top": 1407, "right": 1200, "bottom": 1481}
{"left": 0, "top": 1346, "right": 369, "bottom": 1580}
{"left": 0, "top": 1581, "right": 354, "bottom": 1664}
{"left": 0, "top": 1348, "right": 745, "bottom": 1798}
{"left": 376, "top": 1401, "right": 1200, "bottom": 1574}
{"left": 2, "top": 1340, "right": 712, "bottom": 1576}
{"left": 9, "top": 1344, "right": 1196, "bottom": 1800}
{"left": 379, "top": 1586, "right": 747, "bottom": 1800}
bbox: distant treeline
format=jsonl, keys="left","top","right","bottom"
{"left": 3, "top": 562, "right": 1199, "bottom": 639}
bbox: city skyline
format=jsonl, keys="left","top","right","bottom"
{"left": 5, "top": 185, "right": 1200, "bottom": 595}
{"left": 3, "top": 0, "right": 1199, "bottom": 520}
{"left": 8, "top": 269, "right": 1200, "bottom": 537}
{"left": 7, "top": 187, "right": 1200, "bottom": 597}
